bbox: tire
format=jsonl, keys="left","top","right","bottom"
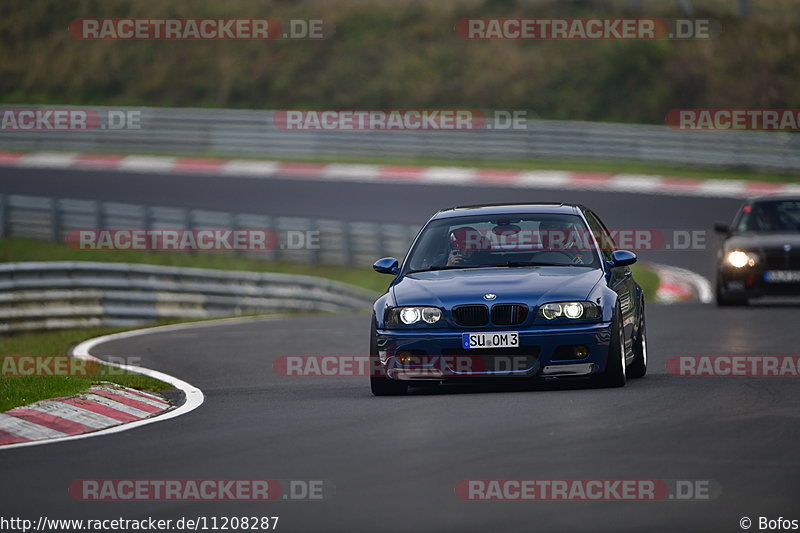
{"left": 595, "top": 304, "right": 626, "bottom": 388}
{"left": 715, "top": 279, "right": 748, "bottom": 307}
{"left": 627, "top": 314, "right": 647, "bottom": 379}
{"left": 369, "top": 315, "right": 408, "bottom": 396}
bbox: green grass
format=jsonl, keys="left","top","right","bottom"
{"left": 630, "top": 263, "right": 660, "bottom": 303}
{"left": 0, "top": 326, "right": 170, "bottom": 412}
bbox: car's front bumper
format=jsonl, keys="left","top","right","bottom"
{"left": 376, "top": 322, "right": 613, "bottom": 381}
{"left": 718, "top": 265, "right": 800, "bottom": 298}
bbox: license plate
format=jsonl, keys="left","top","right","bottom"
{"left": 764, "top": 270, "right": 800, "bottom": 283}
{"left": 462, "top": 332, "right": 519, "bottom": 349}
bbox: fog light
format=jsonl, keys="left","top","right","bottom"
{"left": 574, "top": 346, "right": 589, "bottom": 358}
{"left": 397, "top": 352, "right": 418, "bottom": 365}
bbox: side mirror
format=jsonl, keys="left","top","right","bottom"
{"left": 373, "top": 257, "right": 399, "bottom": 275}
{"left": 608, "top": 250, "right": 637, "bottom": 268}
{"left": 714, "top": 222, "right": 731, "bottom": 235}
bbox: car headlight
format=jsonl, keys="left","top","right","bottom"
{"left": 725, "top": 250, "right": 757, "bottom": 268}
{"left": 537, "top": 302, "right": 601, "bottom": 320}
{"left": 387, "top": 306, "right": 443, "bottom": 326}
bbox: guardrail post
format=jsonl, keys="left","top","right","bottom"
{"left": 310, "top": 218, "right": 321, "bottom": 265}
{"left": 91, "top": 200, "right": 99, "bottom": 231}
{"left": 376, "top": 223, "right": 387, "bottom": 259}
{"left": 343, "top": 222, "right": 354, "bottom": 266}
{"left": 0, "top": 194, "right": 6, "bottom": 239}
{"left": 49, "top": 197, "right": 60, "bottom": 243}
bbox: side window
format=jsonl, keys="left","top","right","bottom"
{"left": 583, "top": 210, "right": 615, "bottom": 261}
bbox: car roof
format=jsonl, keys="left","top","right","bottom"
{"left": 431, "top": 203, "right": 583, "bottom": 220}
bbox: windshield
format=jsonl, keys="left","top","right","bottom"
{"left": 735, "top": 200, "right": 800, "bottom": 233}
{"left": 403, "top": 213, "right": 601, "bottom": 273}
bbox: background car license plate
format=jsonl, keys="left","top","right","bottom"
{"left": 462, "top": 332, "right": 519, "bottom": 349}
{"left": 764, "top": 270, "right": 800, "bottom": 283}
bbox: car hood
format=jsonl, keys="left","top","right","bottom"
{"left": 724, "top": 232, "right": 800, "bottom": 253}
{"left": 392, "top": 267, "right": 604, "bottom": 308}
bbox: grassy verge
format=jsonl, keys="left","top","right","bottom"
{"left": 0, "top": 326, "right": 170, "bottom": 412}
{"left": 631, "top": 263, "right": 660, "bottom": 303}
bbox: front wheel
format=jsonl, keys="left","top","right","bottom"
{"left": 594, "top": 305, "right": 626, "bottom": 388}
{"left": 627, "top": 317, "right": 647, "bottom": 379}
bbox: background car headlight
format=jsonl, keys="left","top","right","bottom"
{"left": 387, "top": 306, "right": 443, "bottom": 326}
{"left": 725, "top": 250, "right": 757, "bottom": 268}
{"left": 537, "top": 302, "right": 600, "bottom": 320}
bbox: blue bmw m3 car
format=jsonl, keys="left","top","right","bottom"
{"left": 370, "top": 203, "right": 647, "bottom": 395}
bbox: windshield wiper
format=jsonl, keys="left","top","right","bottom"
{"left": 504, "top": 261, "right": 556, "bottom": 267}
{"left": 503, "top": 261, "right": 585, "bottom": 267}
{"left": 408, "top": 261, "right": 587, "bottom": 273}
{"left": 407, "top": 264, "right": 501, "bottom": 274}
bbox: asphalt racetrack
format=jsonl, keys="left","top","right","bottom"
{"left": 1, "top": 167, "right": 798, "bottom": 532}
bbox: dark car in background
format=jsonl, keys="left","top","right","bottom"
{"left": 715, "top": 197, "right": 800, "bottom": 306}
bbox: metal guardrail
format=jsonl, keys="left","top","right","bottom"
{"left": 0, "top": 192, "right": 413, "bottom": 331}
{"left": 0, "top": 193, "right": 421, "bottom": 267}
{"left": 1, "top": 106, "right": 799, "bottom": 173}
{"left": 0, "top": 261, "right": 378, "bottom": 332}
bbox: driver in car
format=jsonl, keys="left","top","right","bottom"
{"left": 446, "top": 227, "right": 482, "bottom": 266}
